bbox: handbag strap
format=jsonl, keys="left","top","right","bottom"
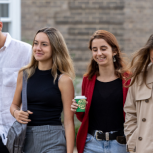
{"left": 22, "top": 70, "right": 28, "bottom": 112}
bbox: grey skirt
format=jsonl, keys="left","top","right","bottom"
{"left": 23, "top": 125, "right": 66, "bottom": 153}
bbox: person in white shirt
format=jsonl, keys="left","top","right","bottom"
{"left": 0, "top": 21, "right": 32, "bottom": 152}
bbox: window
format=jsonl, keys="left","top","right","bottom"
{"left": 0, "top": 3, "right": 9, "bottom": 17}
{"left": 0, "top": 0, "right": 21, "bottom": 40}
{"left": 0, "top": 1, "right": 10, "bottom": 33}
{"left": 2, "top": 23, "right": 9, "bottom": 32}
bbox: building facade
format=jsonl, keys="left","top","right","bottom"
{"left": 1, "top": 0, "right": 153, "bottom": 76}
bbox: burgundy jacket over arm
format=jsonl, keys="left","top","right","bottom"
{"left": 76, "top": 74, "right": 131, "bottom": 153}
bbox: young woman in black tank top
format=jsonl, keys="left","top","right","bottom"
{"left": 10, "top": 28, "right": 75, "bottom": 153}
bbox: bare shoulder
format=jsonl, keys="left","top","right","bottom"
{"left": 58, "top": 74, "right": 74, "bottom": 99}
{"left": 18, "top": 70, "right": 23, "bottom": 78}
{"left": 58, "top": 74, "right": 73, "bottom": 90}
{"left": 59, "top": 74, "right": 72, "bottom": 84}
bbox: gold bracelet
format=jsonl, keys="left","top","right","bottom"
{"left": 13, "top": 109, "right": 20, "bottom": 118}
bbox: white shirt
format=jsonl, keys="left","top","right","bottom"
{"left": 0, "top": 33, "right": 32, "bottom": 144}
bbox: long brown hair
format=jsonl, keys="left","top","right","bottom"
{"left": 126, "top": 34, "right": 153, "bottom": 87}
{"left": 85, "top": 30, "right": 127, "bottom": 80}
{"left": 20, "top": 27, "right": 75, "bottom": 81}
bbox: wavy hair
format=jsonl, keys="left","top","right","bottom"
{"left": 85, "top": 30, "right": 127, "bottom": 80}
{"left": 20, "top": 27, "right": 75, "bottom": 81}
{"left": 126, "top": 34, "right": 153, "bottom": 87}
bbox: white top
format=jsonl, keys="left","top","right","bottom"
{"left": 0, "top": 33, "right": 32, "bottom": 145}
{"left": 74, "top": 96, "right": 87, "bottom": 99}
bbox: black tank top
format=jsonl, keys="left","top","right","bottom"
{"left": 88, "top": 78, "right": 124, "bottom": 132}
{"left": 27, "top": 67, "right": 63, "bottom": 126}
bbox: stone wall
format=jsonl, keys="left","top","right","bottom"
{"left": 21, "top": 0, "right": 153, "bottom": 76}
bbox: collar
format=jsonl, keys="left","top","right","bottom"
{"left": 2, "top": 33, "right": 12, "bottom": 49}
{"left": 134, "top": 63, "right": 153, "bottom": 101}
{"left": 135, "top": 64, "right": 153, "bottom": 100}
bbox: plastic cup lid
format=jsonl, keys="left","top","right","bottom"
{"left": 74, "top": 96, "right": 87, "bottom": 99}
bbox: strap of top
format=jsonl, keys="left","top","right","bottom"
{"left": 58, "top": 74, "right": 64, "bottom": 81}
{"left": 22, "top": 70, "right": 28, "bottom": 112}
{"left": 58, "top": 74, "right": 72, "bottom": 81}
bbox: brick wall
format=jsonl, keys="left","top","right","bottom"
{"left": 21, "top": 0, "right": 153, "bottom": 76}
{"left": 124, "top": 0, "right": 153, "bottom": 54}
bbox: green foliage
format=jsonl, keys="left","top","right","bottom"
{"left": 73, "top": 77, "right": 82, "bottom": 96}
{"left": 23, "top": 39, "right": 33, "bottom": 45}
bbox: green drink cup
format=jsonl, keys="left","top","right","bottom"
{"left": 74, "top": 96, "right": 87, "bottom": 112}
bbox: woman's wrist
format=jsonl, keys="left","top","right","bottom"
{"left": 13, "top": 109, "right": 20, "bottom": 118}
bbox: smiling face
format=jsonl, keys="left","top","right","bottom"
{"left": 91, "top": 38, "right": 116, "bottom": 67}
{"left": 33, "top": 32, "right": 52, "bottom": 62}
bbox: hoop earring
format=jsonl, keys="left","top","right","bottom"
{"left": 113, "top": 56, "right": 116, "bottom": 62}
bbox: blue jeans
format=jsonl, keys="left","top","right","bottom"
{"left": 84, "top": 133, "right": 128, "bottom": 153}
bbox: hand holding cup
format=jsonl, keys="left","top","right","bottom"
{"left": 71, "top": 96, "right": 87, "bottom": 112}
{"left": 71, "top": 99, "right": 79, "bottom": 112}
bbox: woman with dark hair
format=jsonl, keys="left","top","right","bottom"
{"left": 124, "top": 34, "right": 153, "bottom": 153}
{"left": 71, "top": 30, "right": 130, "bottom": 153}
{"left": 10, "top": 28, "right": 75, "bottom": 153}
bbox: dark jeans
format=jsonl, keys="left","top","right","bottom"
{"left": 0, "top": 138, "right": 9, "bottom": 153}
